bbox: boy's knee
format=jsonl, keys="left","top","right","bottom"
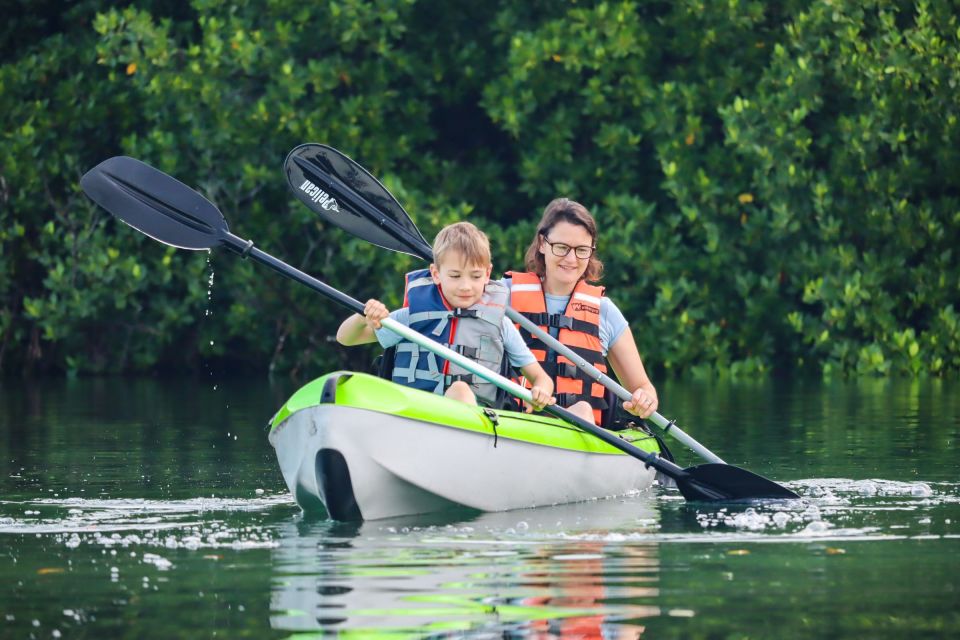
{"left": 569, "top": 401, "right": 595, "bottom": 423}
{"left": 445, "top": 381, "right": 477, "bottom": 405}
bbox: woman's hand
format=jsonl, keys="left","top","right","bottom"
{"left": 362, "top": 299, "right": 390, "bottom": 330}
{"left": 623, "top": 387, "right": 658, "bottom": 419}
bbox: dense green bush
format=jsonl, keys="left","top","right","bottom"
{"left": 2, "top": 0, "right": 958, "bottom": 378}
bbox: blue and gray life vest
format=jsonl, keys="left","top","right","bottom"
{"left": 391, "top": 269, "right": 508, "bottom": 405}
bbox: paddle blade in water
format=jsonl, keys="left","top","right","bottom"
{"left": 284, "top": 144, "right": 433, "bottom": 260}
{"left": 676, "top": 463, "right": 799, "bottom": 501}
{"left": 81, "top": 156, "right": 228, "bottom": 250}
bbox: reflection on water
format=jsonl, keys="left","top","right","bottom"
{"left": 270, "top": 497, "right": 662, "bottom": 637}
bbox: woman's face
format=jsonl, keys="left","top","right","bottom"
{"left": 539, "top": 221, "right": 594, "bottom": 292}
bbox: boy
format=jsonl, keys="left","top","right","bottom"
{"left": 337, "top": 222, "right": 554, "bottom": 410}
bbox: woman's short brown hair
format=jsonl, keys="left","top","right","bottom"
{"left": 523, "top": 198, "right": 604, "bottom": 281}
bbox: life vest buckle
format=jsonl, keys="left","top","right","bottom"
{"left": 454, "top": 345, "right": 479, "bottom": 358}
{"left": 548, "top": 315, "right": 574, "bottom": 329}
{"left": 444, "top": 373, "right": 475, "bottom": 386}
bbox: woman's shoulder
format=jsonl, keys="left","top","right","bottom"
{"left": 600, "top": 295, "right": 627, "bottom": 323}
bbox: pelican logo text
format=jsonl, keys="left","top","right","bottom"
{"left": 298, "top": 179, "right": 340, "bottom": 212}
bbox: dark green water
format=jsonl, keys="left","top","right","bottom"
{"left": 1, "top": 376, "right": 957, "bottom": 638}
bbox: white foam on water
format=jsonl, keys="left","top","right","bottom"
{"left": 0, "top": 494, "right": 296, "bottom": 555}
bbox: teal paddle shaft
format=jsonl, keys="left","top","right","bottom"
{"left": 373, "top": 319, "right": 693, "bottom": 480}
{"left": 507, "top": 310, "right": 725, "bottom": 464}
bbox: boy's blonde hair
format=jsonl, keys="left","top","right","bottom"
{"left": 433, "top": 221, "right": 491, "bottom": 267}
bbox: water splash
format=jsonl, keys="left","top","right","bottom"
{"left": 0, "top": 494, "right": 295, "bottom": 552}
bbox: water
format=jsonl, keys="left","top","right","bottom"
{"left": 1, "top": 376, "right": 957, "bottom": 638}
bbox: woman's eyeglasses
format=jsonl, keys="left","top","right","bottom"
{"left": 542, "top": 237, "right": 595, "bottom": 259}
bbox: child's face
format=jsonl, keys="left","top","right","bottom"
{"left": 430, "top": 251, "right": 492, "bottom": 309}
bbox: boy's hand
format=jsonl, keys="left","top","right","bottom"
{"left": 362, "top": 299, "right": 390, "bottom": 330}
{"left": 527, "top": 385, "right": 556, "bottom": 412}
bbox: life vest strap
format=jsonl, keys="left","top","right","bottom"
{"left": 523, "top": 338, "right": 607, "bottom": 367}
{"left": 519, "top": 311, "right": 600, "bottom": 337}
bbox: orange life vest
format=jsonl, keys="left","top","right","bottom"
{"left": 507, "top": 271, "right": 609, "bottom": 424}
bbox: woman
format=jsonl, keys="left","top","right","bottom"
{"left": 503, "top": 198, "right": 658, "bottom": 425}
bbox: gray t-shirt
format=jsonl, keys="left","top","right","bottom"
{"left": 499, "top": 277, "right": 629, "bottom": 355}
{"left": 374, "top": 307, "right": 537, "bottom": 368}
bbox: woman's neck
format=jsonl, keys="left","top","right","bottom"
{"left": 542, "top": 277, "right": 576, "bottom": 297}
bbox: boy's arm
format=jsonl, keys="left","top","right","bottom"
{"left": 336, "top": 313, "right": 376, "bottom": 345}
{"left": 336, "top": 299, "right": 390, "bottom": 346}
{"left": 518, "top": 361, "right": 555, "bottom": 411}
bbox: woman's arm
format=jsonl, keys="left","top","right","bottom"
{"left": 606, "top": 328, "right": 659, "bottom": 418}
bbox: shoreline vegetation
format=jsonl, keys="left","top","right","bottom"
{"left": 2, "top": 1, "right": 958, "bottom": 378}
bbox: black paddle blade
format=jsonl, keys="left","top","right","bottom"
{"left": 675, "top": 463, "right": 799, "bottom": 501}
{"left": 80, "top": 156, "right": 228, "bottom": 250}
{"left": 284, "top": 143, "right": 433, "bottom": 260}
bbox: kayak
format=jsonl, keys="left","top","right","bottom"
{"left": 268, "top": 371, "right": 664, "bottom": 520}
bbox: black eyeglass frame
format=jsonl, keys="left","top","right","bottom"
{"left": 541, "top": 235, "right": 596, "bottom": 260}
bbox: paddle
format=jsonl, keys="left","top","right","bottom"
{"left": 81, "top": 155, "right": 796, "bottom": 501}
{"left": 283, "top": 143, "right": 728, "bottom": 464}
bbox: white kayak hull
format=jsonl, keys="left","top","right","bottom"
{"left": 269, "top": 403, "right": 659, "bottom": 520}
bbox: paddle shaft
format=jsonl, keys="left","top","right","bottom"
{"left": 505, "top": 308, "right": 725, "bottom": 464}
{"left": 374, "top": 316, "right": 690, "bottom": 481}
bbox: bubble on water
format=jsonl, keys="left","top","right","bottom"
{"left": 255, "top": 489, "right": 264, "bottom": 495}
{"left": 772, "top": 511, "right": 791, "bottom": 528}
{"left": 854, "top": 480, "right": 878, "bottom": 496}
{"left": 731, "top": 508, "right": 768, "bottom": 531}
{"left": 807, "top": 485, "right": 828, "bottom": 498}
{"left": 143, "top": 553, "right": 173, "bottom": 571}
{"left": 910, "top": 483, "right": 933, "bottom": 497}
{"left": 802, "top": 520, "right": 831, "bottom": 533}
{"left": 65, "top": 534, "right": 80, "bottom": 549}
